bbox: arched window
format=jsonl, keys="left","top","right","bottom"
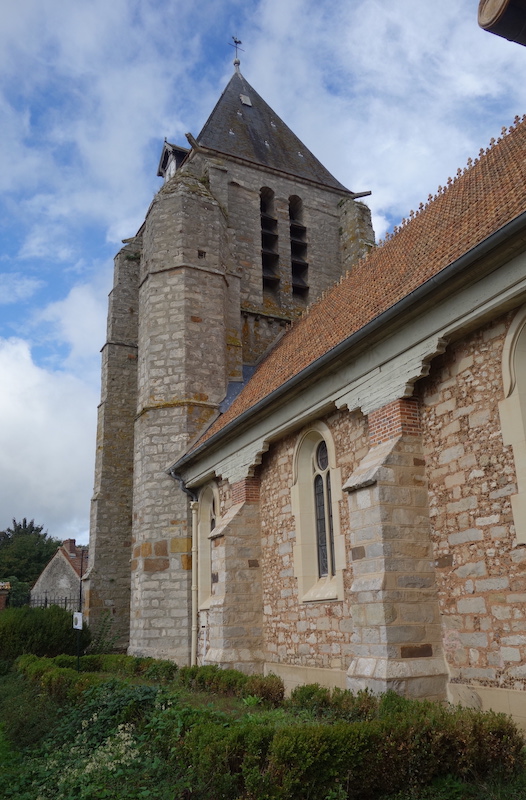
{"left": 198, "top": 483, "right": 219, "bottom": 608}
{"left": 289, "top": 195, "right": 308, "bottom": 301}
{"left": 291, "top": 423, "right": 344, "bottom": 601}
{"left": 314, "top": 441, "right": 335, "bottom": 577}
{"left": 260, "top": 187, "right": 279, "bottom": 296}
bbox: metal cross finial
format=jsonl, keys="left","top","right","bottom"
{"left": 230, "top": 36, "right": 244, "bottom": 59}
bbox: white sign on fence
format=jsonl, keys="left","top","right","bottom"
{"left": 73, "top": 612, "right": 83, "bottom": 630}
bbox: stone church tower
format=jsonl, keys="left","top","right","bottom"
{"left": 85, "top": 62, "right": 374, "bottom": 661}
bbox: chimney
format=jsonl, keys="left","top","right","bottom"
{"left": 63, "top": 539, "right": 76, "bottom": 555}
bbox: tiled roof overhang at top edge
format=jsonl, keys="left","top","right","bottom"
{"left": 178, "top": 116, "right": 526, "bottom": 467}
{"left": 196, "top": 71, "right": 350, "bottom": 192}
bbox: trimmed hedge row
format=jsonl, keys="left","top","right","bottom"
{"left": 183, "top": 705, "right": 525, "bottom": 799}
{"left": 53, "top": 652, "right": 179, "bottom": 682}
{"left": 15, "top": 655, "right": 284, "bottom": 706}
{"left": 178, "top": 664, "right": 285, "bottom": 706}
{"left": 287, "top": 682, "right": 380, "bottom": 721}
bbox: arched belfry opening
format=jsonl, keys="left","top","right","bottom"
{"left": 289, "top": 195, "right": 308, "bottom": 301}
{"left": 260, "top": 187, "right": 280, "bottom": 296}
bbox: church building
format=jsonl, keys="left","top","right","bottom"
{"left": 86, "top": 60, "right": 526, "bottom": 724}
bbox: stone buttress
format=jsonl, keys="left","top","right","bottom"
{"left": 85, "top": 239, "right": 140, "bottom": 642}
{"left": 344, "top": 399, "right": 448, "bottom": 699}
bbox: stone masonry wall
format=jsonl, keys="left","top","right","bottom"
{"left": 129, "top": 168, "right": 230, "bottom": 662}
{"left": 86, "top": 241, "right": 139, "bottom": 643}
{"left": 417, "top": 312, "right": 526, "bottom": 690}
{"left": 259, "top": 408, "right": 368, "bottom": 671}
{"left": 224, "top": 159, "right": 359, "bottom": 318}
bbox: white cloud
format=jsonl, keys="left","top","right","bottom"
{"left": 35, "top": 274, "right": 110, "bottom": 380}
{"left": 0, "top": 273, "right": 43, "bottom": 304}
{"left": 0, "top": 338, "right": 97, "bottom": 543}
{"left": 244, "top": 0, "right": 526, "bottom": 237}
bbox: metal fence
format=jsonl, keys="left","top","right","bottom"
{"left": 29, "top": 593, "right": 77, "bottom": 611}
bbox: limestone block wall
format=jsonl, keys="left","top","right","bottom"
{"left": 339, "top": 198, "right": 375, "bottom": 272}
{"left": 418, "top": 312, "right": 526, "bottom": 690}
{"left": 117, "top": 144, "right": 374, "bottom": 661}
{"left": 223, "top": 158, "right": 370, "bottom": 321}
{"left": 86, "top": 241, "right": 139, "bottom": 641}
{"left": 129, "top": 410, "right": 193, "bottom": 661}
{"left": 130, "top": 164, "right": 232, "bottom": 662}
{"left": 258, "top": 408, "right": 368, "bottom": 674}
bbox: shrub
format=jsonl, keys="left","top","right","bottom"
{"left": 40, "top": 666, "right": 81, "bottom": 703}
{"left": 98, "top": 653, "right": 130, "bottom": 673}
{"left": 178, "top": 664, "right": 199, "bottom": 689}
{"left": 53, "top": 653, "right": 77, "bottom": 669}
{"left": 0, "top": 605, "right": 90, "bottom": 659}
{"left": 77, "top": 653, "right": 103, "bottom": 672}
{"left": 287, "top": 684, "right": 382, "bottom": 722}
{"left": 143, "top": 658, "right": 179, "bottom": 683}
{"left": 181, "top": 702, "right": 524, "bottom": 800}
{"left": 177, "top": 664, "right": 284, "bottom": 705}
{"left": 288, "top": 682, "right": 332, "bottom": 714}
{"left": 0, "top": 659, "right": 12, "bottom": 675}
{"left": 328, "top": 687, "right": 379, "bottom": 722}
{"left": 244, "top": 673, "right": 285, "bottom": 706}
{"left": 0, "top": 672, "right": 62, "bottom": 750}
{"left": 183, "top": 721, "right": 278, "bottom": 800}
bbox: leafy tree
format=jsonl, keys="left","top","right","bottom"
{"left": 0, "top": 518, "right": 61, "bottom": 585}
{"left": 5, "top": 575, "right": 31, "bottom": 607}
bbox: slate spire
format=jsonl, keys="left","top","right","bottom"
{"left": 196, "top": 68, "right": 349, "bottom": 192}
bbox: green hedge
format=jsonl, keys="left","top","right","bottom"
{"left": 16, "top": 655, "right": 284, "bottom": 705}
{"left": 183, "top": 705, "right": 525, "bottom": 799}
{"left": 42, "top": 652, "right": 179, "bottom": 681}
{"left": 178, "top": 664, "right": 284, "bottom": 705}
{"left": 0, "top": 605, "right": 90, "bottom": 660}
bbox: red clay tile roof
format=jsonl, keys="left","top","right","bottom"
{"left": 193, "top": 115, "right": 526, "bottom": 450}
{"left": 61, "top": 543, "right": 88, "bottom": 577}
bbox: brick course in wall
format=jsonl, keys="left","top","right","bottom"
{"left": 417, "top": 312, "right": 526, "bottom": 689}
{"left": 231, "top": 477, "right": 260, "bottom": 504}
{"left": 369, "top": 398, "right": 421, "bottom": 445}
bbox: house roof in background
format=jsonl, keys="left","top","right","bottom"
{"left": 60, "top": 539, "right": 88, "bottom": 577}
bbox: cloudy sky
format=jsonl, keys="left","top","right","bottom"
{"left": 1, "top": 0, "right": 526, "bottom": 544}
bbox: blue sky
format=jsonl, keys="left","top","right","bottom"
{"left": 1, "top": 0, "right": 526, "bottom": 544}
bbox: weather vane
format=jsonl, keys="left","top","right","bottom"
{"left": 229, "top": 36, "right": 245, "bottom": 59}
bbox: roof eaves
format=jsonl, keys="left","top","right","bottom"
{"left": 186, "top": 141, "right": 354, "bottom": 196}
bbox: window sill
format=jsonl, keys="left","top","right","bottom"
{"left": 301, "top": 576, "right": 339, "bottom": 603}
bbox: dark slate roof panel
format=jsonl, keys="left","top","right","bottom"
{"left": 197, "top": 70, "right": 349, "bottom": 192}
